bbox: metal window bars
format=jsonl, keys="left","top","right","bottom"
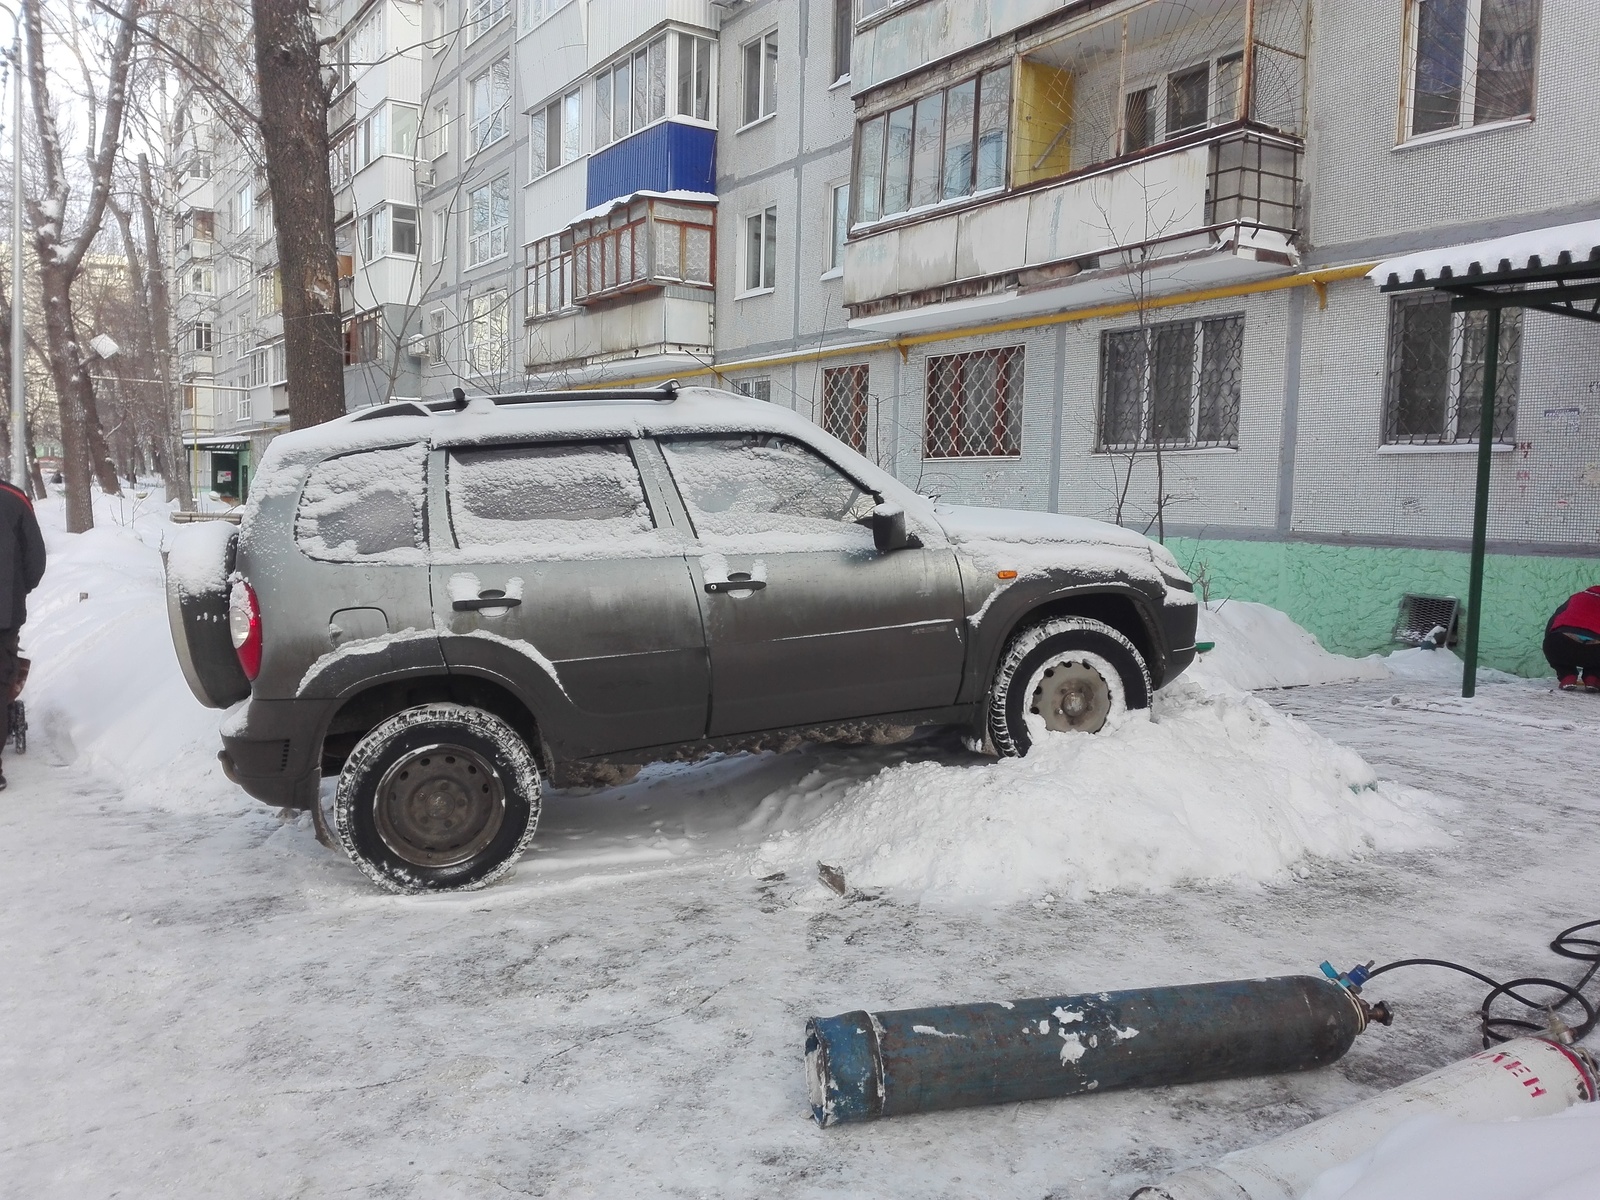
{"left": 1097, "top": 315, "right": 1244, "bottom": 451}
{"left": 924, "top": 346, "right": 1023, "bottom": 459}
{"left": 822, "top": 364, "right": 870, "bottom": 452}
{"left": 1383, "top": 292, "right": 1521, "bottom": 445}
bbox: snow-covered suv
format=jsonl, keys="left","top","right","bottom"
{"left": 167, "top": 383, "right": 1198, "bottom": 893}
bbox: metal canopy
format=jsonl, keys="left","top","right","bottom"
{"left": 1368, "top": 219, "right": 1600, "bottom": 698}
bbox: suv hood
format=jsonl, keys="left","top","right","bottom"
{"left": 930, "top": 503, "right": 1189, "bottom": 585}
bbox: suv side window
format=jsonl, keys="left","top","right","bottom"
{"left": 295, "top": 442, "right": 429, "bottom": 561}
{"left": 446, "top": 440, "right": 656, "bottom": 550}
{"left": 659, "top": 433, "right": 876, "bottom": 539}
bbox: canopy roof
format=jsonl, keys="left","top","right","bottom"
{"left": 1368, "top": 218, "right": 1600, "bottom": 323}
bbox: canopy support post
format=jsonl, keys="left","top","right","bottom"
{"left": 1461, "top": 306, "right": 1500, "bottom": 699}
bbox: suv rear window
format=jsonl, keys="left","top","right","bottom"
{"left": 295, "top": 443, "right": 429, "bottom": 562}
{"left": 446, "top": 441, "right": 655, "bottom": 550}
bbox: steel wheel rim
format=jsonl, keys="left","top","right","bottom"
{"left": 1029, "top": 660, "right": 1113, "bottom": 734}
{"left": 374, "top": 742, "right": 505, "bottom": 868}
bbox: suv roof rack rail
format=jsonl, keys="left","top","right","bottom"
{"left": 352, "top": 400, "right": 434, "bottom": 421}
{"left": 434, "top": 379, "right": 681, "bottom": 412}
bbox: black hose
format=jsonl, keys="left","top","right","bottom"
{"left": 1365, "top": 918, "right": 1600, "bottom": 1047}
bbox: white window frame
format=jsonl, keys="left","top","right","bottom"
{"left": 238, "top": 185, "right": 253, "bottom": 231}
{"left": 467, "top": 176, "right": 511, "bottom": 266}
{"left": 427, "top": 102, "right": 450, "bottom": 160}
{"left": 592, "top": 35, "right": 669, "bottom": 149}
{"left": 740, "top": 29, "right": 778, "bottom": 128}
{"left": 1400, "top": 0, "right": 1540, "bottom": 142}
{"left": 826, "top": 183, "right": 849, "bottom": 275}
{"left": 742, "top": 206, "right": 777, "bottom": 295}
{"left": 466, "top": 0, "right": 509, "bottom": 43}
{"left": 530, "top": 88, "right": 581, "bottom": 179}
{"left": 432, "top": 206, "right": 449, "bottom": 264}
{"left": 470, "top": 59, "right": 512, "bottom": 154}
{"left": 465, "top": 289, "right": 509, "bottom": 374}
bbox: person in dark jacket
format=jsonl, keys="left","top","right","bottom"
{"left": 1544, "top": 585, "right": 1600, "bottom": 692}
{"left": 1, "top": 478, "right": 46, "bottom": 788}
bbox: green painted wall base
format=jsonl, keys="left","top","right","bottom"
{"left": 1167, "top": 536, "right": 1600, "bottom": 678}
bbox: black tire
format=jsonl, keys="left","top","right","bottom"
{"left": 987, "top": 617, "right": 1152, "bottom": 757}
{"left": 334, "top": 703, "right": 541, "bottom": 894}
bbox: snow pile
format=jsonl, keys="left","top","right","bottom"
{"left": 1192, "top": 600, "right": 1390, "bottom": 690}
{"left": 1380, "top": 645, "right": 1533, "bottom": 687}
{"left": 20, "top": 491, "right": 234, "bottom": 810}
{"left": 754, "top": 675, "right": 1446, "bottom": 905}
{"left": 1304, "top": 1103, "right": 1600, "bottom": 1200}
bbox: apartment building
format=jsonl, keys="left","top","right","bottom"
{"left": 172, "top": 94, "right": 291, "bottom": 504}
{"left": 229, "top": 0, "right": 1591, "bottom": 672}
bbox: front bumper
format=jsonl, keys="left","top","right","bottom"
{"left": 1159, "top": 597, "right": 1200, "bottom": 686}
{"left": 219, "top": 697, "right": 330, "bottom": 810}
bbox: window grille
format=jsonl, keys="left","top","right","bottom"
{"left": 925, "top": 346, "right": 1023, "bottom": 459}
{"left": 822, "top": 364, "right": 870, "bottom": 452}
{"left": 1097, "top": 315, "right": 1243, "bottom": 450}
{"left": 1383, "top": 293, "right": 1520, "bottom": 445}
{"left": 735, "top": 378, "right": 771, "bottom": 402}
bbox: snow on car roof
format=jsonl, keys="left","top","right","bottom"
{"left": 1369, "top": 218, "right": 1600, "bottom": 288}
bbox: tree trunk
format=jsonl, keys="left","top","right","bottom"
{"left": 251, "top": 0, "right": 345, "bottom": 429}
{"left": 23, "top": 0, "right": 139, "bottom": 531}
{"left": 135, "top": 157, "right": 195, "bottom": 508}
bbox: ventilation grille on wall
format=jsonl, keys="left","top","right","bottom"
{"left": 1393, "top": 594, "right": 1460, "bottom": 647}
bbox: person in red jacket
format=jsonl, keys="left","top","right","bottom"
{"left": 1544, "top": 585, "right": 1600, "bottom": 691}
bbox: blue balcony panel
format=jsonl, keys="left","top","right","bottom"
{"left": 586, "top": 120, "right": 716, "bottom": 210}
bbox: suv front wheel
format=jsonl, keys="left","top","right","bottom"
{"left": 334, "top": 704, "right": 542, "bottom": 893}
{"left": 988, "top": 617, "right": 1151, "bottom": 756}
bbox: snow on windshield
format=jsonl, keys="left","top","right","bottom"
{"left": 446, "top": 442, "right": 657, "bottom": 554}
{"left": 661, "top": 435, "right": 876, "bottom": 547}
{"left": 294, "top": 443, "right": 428, "bottom": 563}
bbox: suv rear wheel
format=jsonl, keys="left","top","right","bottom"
{"left": 988, "top": 617, "right": 1151, "bottom": 756}
{"left": 334, "top": 703, "right": 541, "bottom": 893}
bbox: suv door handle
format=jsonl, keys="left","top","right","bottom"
{"left": 453, "top": 595, "right": 523, "bottom": 610}
{"left": 705, "top": 575, "right": 767, "bottom": 594}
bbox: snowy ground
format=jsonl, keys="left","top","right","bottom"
{"left": 3, "top": 496, "right": 1597, "bottom": 1199}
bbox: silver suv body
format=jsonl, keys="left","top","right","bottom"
{"left": 168, "top": 385, "right": 1197, "bottom": 891}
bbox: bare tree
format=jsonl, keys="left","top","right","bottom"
{"left": 250, "top": 0, "right": 343, "bottom": 428}
{"left": 24, "top": 0, "right": 140, "bottom": 530}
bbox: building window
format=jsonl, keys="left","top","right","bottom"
{"left": 828, "top": 183, "right": 850, "bottom": 271}
{"left": 677, "top": 33, "right": 714, "bottom": 121}
{"left": 1216, "top": 52, "right": 1245, "bottom": 122}
{"left": 334, "top": 3, "right": 384, "bottom": 90}
{"left": 344, "top": 311, "right": 383, "bottom": 365}
{"left": 238, "top": 387, "right": 253, "bottom": 421}
{"left": 1406, "top": 0, "right": 1538, "bottom": 138}
{"left": 355, "top": 103, "right": 416, "bottom": 169}
{"left": 470, "top": 59, "right": 512, "bottom": 153}
{"left": 238, "top": 185, "right": 253, "bottom": 231}
{"left": 832, "top": 0, "right": 852, "bottom": 82}
{"left": 1166, "top": 64, "right": 1210, "bottom": 135}
{"left": 426, "top": 102, "right": 450, "bottom": 160}
{"left": 519, "top": 0, "right": 572, "bottom": 34}
{"left": 925, "top": 346, "right": 1023, "bottom": 458}
{"left": 467, "top": 177, "right": 511, "bottom": 265}
{"left": 256, "top": 269, "right": 281, "bottom": 318}
{"left": 735, "top": 378, "right": 771, "bottom": 402}
{"left": 530, "top": 89, "right": 581, "bottom": 178}
{"left": 190, "top": 322, "right": 214, "bottom": 353}
{"left": 853, "top": 65, "right": 1009, "bottom": 224}
{"left": 428, "top": 0, "right": 446, "bottom": 50}
{"left": 594, "top": 35, "right": 668, "bottom": 148}
{"left": 432, "top": 207, "right": 448, "bottom": 263}
{"left": 466, "top": 0, "right": 508, "bottom": 42}
{"left": 1123, "top": 86, "right": 1156, "bottom": 153}
{"left": 249, "top": 347, "right": 269, "bottom": 387}
{"left": 1383, "top": 293, "right": 1521, "bottom": 444}
{"left": 823, "top": 364, "right": 870, "bottom": 452}
{"left": 1097, "top": 315, "right": 1244, "bottom": 450}
{"left": 465, "top": 290, "right": 509, "bottom": 373}
{"left": 361, "top": 204, "right": 419, "bottom": 259}
{"left": 191, "top": 210, "right": 215, "bottom": 241}
{"left": 741, "top": 31, "right": 778, "bottom": 126}
{"left": 185, "top": 266, "right": 215, "bottom": 295}
{"left": 427, "top": 307, "right": 447, "bottom": 361}
{"left": 743, "top": 206, "right": 776, "bottom": 293}
{"left": 858, "top": 0, "right": 916, "bottom": 16}
{"left": 526, "top": 235, "right": 574, "bottom": 317}
{"left": 565, "top": 195, "right": 714, "bottom": 305}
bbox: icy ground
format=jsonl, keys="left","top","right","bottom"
{"left": 2, "top": 495, "right": 1598, "bottom": 1199}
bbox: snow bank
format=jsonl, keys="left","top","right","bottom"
{"left": 1192, "top": 600, "right": 1390, "bottom": 690}
{"left": 20, "top": 491, "right": 235, "bottom": 810}
{"left": 1379, "top": 645, "right": 1534, "bottom": 687}
{"left": 753, "top": 675, "right": 1447, "bottom": 905}
{"left": 1304, "top": 1102, "right": 1600, "bottom": 1200}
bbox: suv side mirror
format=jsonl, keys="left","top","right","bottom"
{"left": 870, "top": 503, "right": 919, "bottom": 553}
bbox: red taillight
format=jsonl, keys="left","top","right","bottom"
{"left": 229, "top": 580, "right": 263, "bottom": 680}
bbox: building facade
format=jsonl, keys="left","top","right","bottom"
{"left": 189, "top": 0, "right": 1595, "bottom": 671}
